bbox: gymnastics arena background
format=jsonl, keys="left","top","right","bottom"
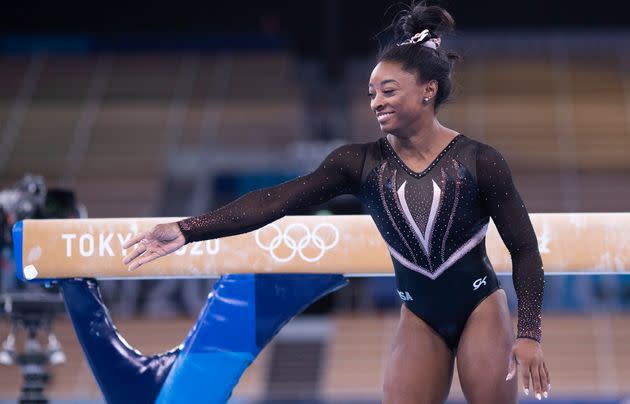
{"left": 1, "top": 1, "right": 629, "bottom": 403}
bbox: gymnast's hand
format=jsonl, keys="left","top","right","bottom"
{"left": 506, "top": 338, "right": 550, "bottom": 400}
{"left": 122, "top": 223, "right": 186, "bottom": 271}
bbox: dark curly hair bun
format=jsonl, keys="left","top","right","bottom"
{"left": 397, "top": 3, "right": 456, "bottom": 41}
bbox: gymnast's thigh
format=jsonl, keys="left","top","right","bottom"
{"left": 456, "top": 289, "right": 518, "bottom": 404}
{"left": 383, "top": 304, "right": 454, "bottom": 404}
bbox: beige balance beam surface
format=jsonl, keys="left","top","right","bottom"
{"left": 13, "top": 213, "right": 629, "bottom": 280}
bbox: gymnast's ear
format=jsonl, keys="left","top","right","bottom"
{"left": 422, "top": 80, "right": 438, "bottom": 103}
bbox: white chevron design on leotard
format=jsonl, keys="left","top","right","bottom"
{"left": 387, "top": 223, "right": 489, "bottom": 280}
{"left": 397, "top": 179, "right": 441, "bottom": 255}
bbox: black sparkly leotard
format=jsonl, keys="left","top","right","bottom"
{"left": 178, "top": 134, "right": 544, "bottom": 349}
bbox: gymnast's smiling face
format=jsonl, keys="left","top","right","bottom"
{"left": 368, "top": 60, "right": 436, "bottom": 137}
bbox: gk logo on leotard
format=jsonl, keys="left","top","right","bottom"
{"left": 254, "top": 223, "right": 339, "bottom": 263}
{"left": 473, "top": 276, "right": 487, "bottom": 291}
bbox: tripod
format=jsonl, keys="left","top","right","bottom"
{"left": 1, "top": 292, "right": 66, "bottom": 404}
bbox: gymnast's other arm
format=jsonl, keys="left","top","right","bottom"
{"left": 476, "top": 144, "right": 550, "bottom": 399}
{"left": 122, "top": 144, "right": 366, "bottom": 271}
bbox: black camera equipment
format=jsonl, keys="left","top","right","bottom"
{"left": 0, "top": 174, "right": 46, "bottom": 252}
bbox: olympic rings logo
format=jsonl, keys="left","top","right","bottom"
{"left": 254, "top": 223, "right": 340, "bottom": 263}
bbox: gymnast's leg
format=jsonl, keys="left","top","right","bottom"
{"left": 383, "top": 304, "right": 454, "bottom": 404}
{"left": 456, "top": 289, "right": 518, "bottom": 404}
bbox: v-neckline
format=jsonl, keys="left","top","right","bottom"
{"left": 383, "top": 134, "right": 463, "bottom": 178}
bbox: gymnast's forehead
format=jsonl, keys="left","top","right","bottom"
{"left": 369, "top": 61, "right": 415, "bottom": 88}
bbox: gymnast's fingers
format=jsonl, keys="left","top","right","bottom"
{"left": 506, "top": 352, "right": 517, "bottom": 381}
{"left": 123, "top": 231, "right": 147, "bottom": 250}
{"left": 530, "top": 364, "right": 542, "bottom": 400}
{"left": 128, "top": 250, "right": 161, "bottom": 272}
{"left": 544, "top": 361, "right": 551, "bottom": 393}
{"left": 538, "top": 363, "right": 549, "bottom": 398}
{"left": 541, "top": 362, "right": 550, "bottom": 398}
{"left": 123, "top": 243, "right": 147, "bottom": 266}
{"left": 520, "top": 362, "right": 531, "bottom": 396}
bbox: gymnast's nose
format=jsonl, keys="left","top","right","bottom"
{"left": 371, "top": 93, "right": 385, "bottom": 113}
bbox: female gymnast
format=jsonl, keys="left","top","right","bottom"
{"left": 123, "top": 3, "right": 550, "bottom": 403}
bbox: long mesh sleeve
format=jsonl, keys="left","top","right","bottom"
{"left": 476, "top": 144, "right": 544, "bottom": 342}
{"left": 177, "top": 144, "right": 367, "bottom": 244}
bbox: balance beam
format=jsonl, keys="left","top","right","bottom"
{"left": 12, "top": 213, "right": 629, "bottom": 281}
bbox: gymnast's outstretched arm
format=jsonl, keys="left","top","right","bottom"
{"left": 123, "top": 144, "right": 367, "bottom": 270}
{"left": 476, "top": 143, "right": 550, "bottom": 397}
